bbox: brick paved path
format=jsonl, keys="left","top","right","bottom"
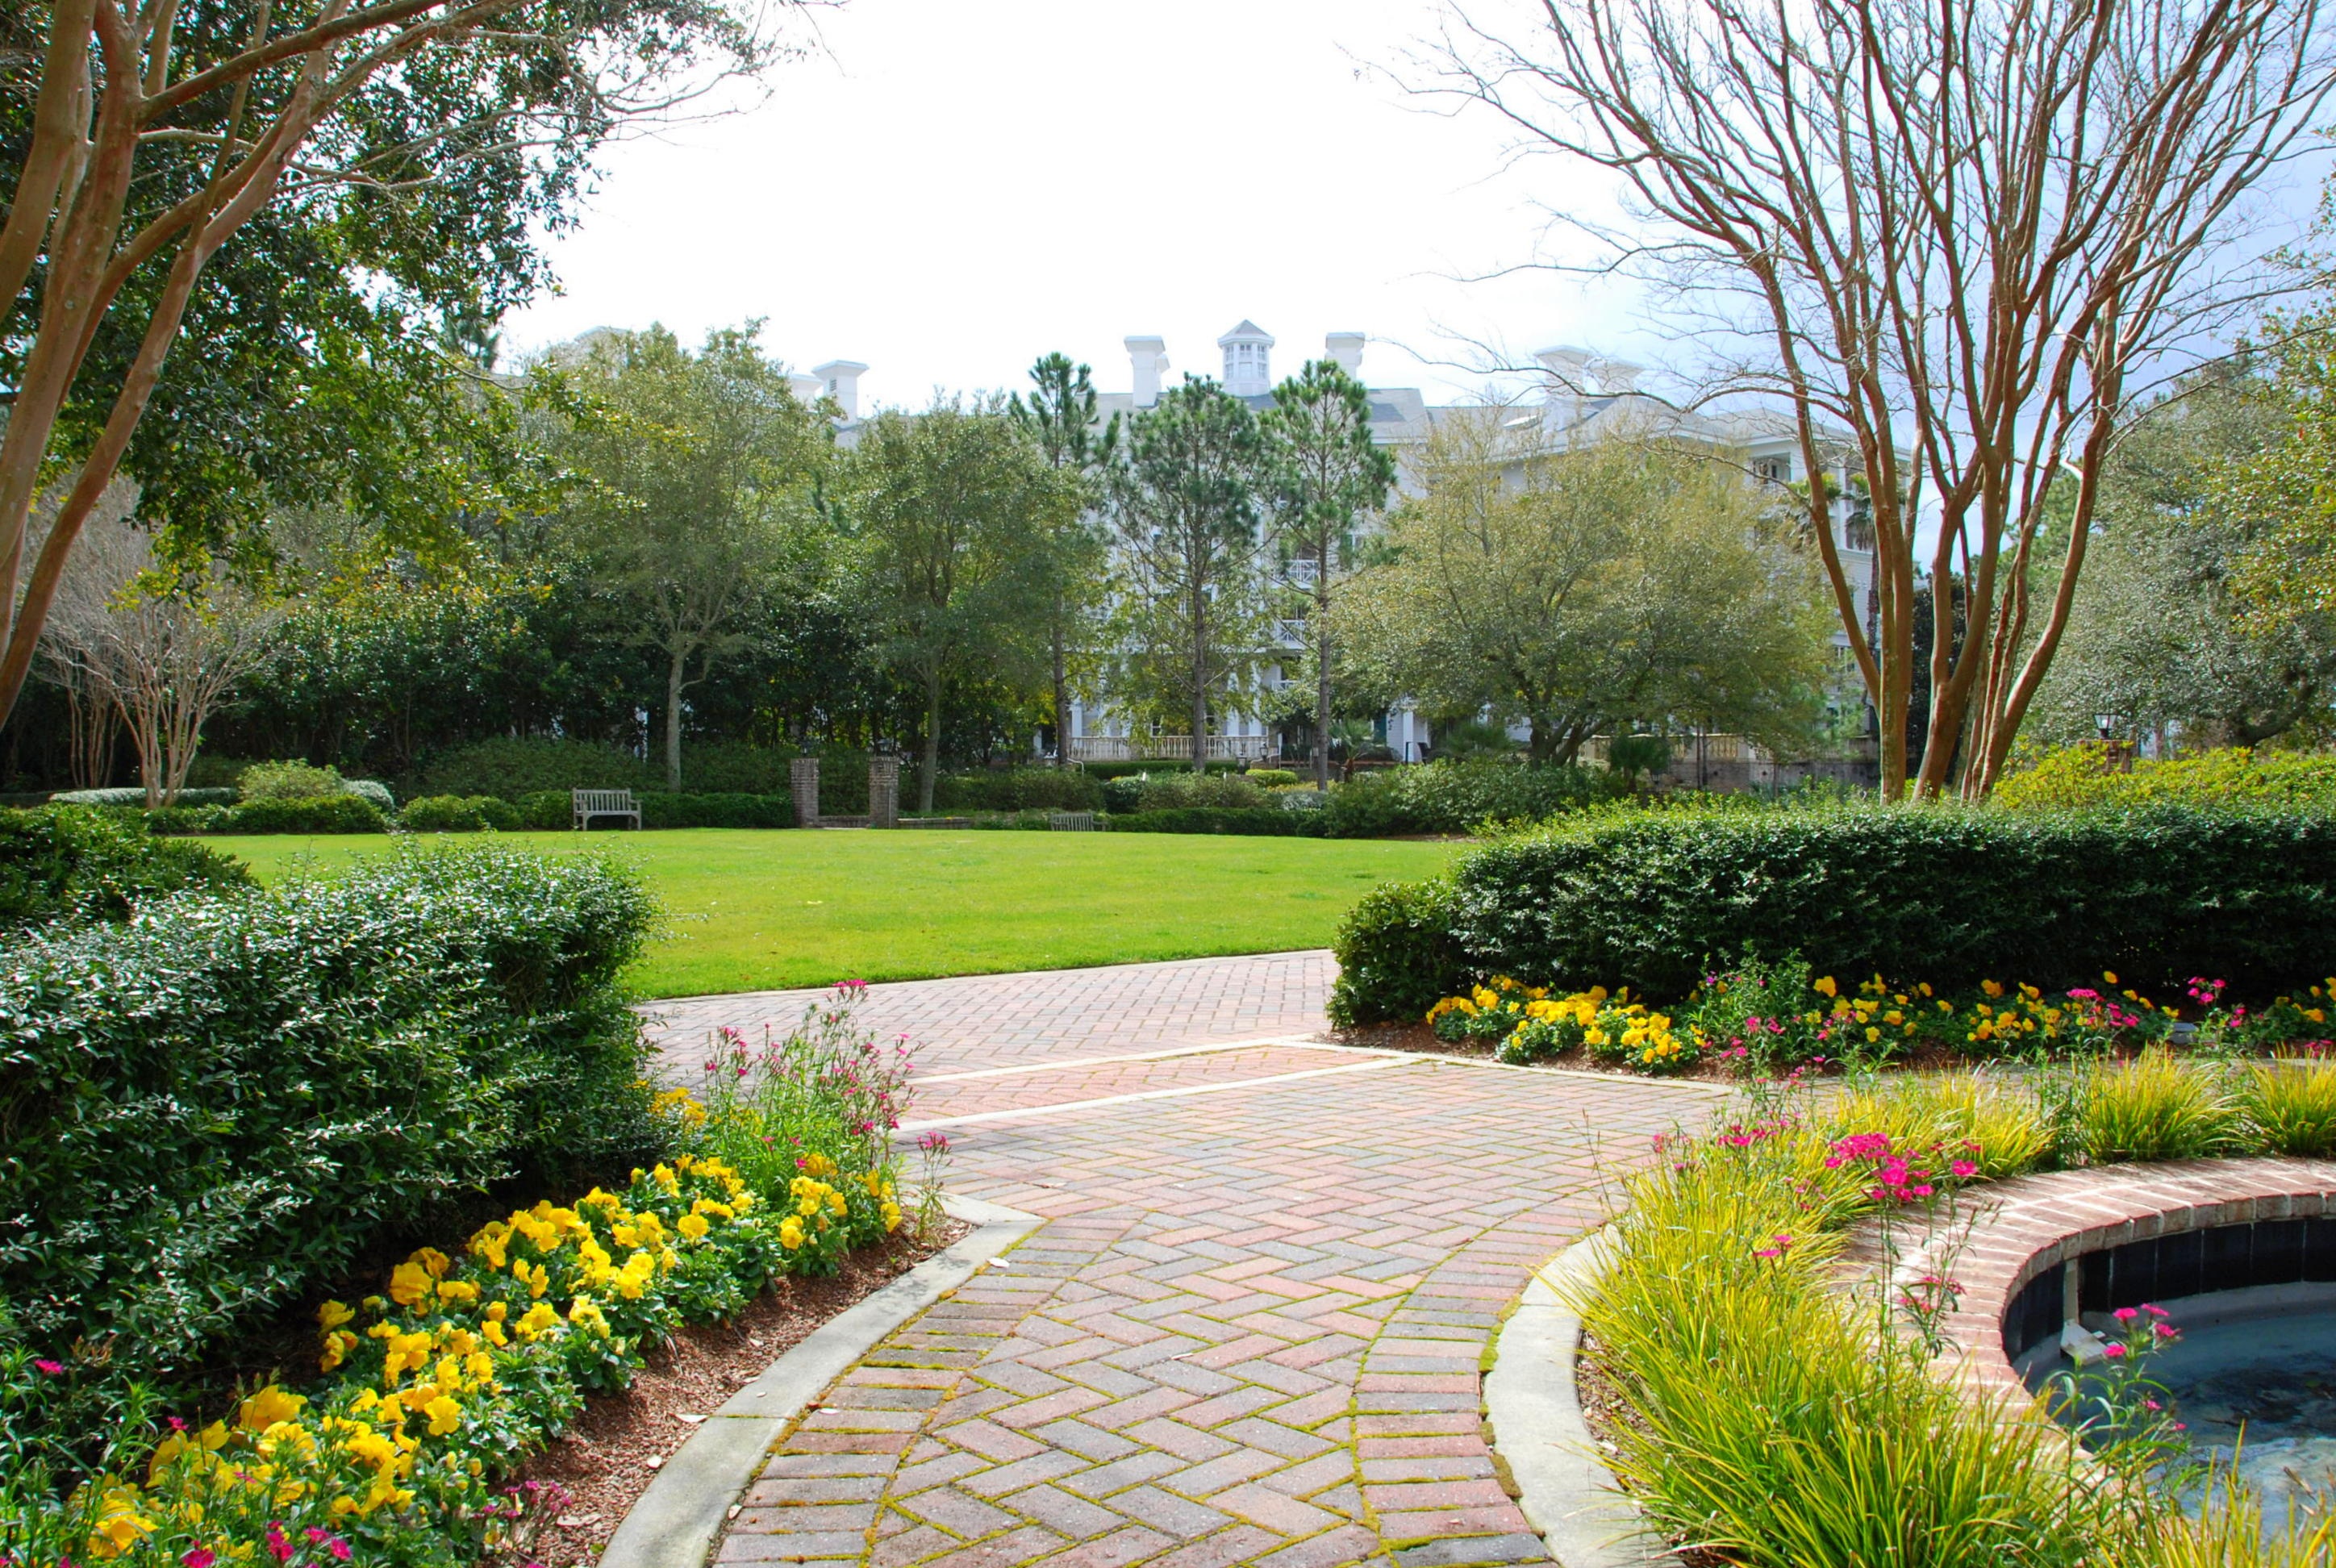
{"left": 642, "top": 956, "right": 1715, "bottom": 1568}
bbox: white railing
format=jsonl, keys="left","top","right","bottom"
{"left": 1068, "top": 734, "right": 1272, "bottom": 763}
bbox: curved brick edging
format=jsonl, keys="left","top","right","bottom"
{"left": 1484, "top": 1231, "right": 1678, "bottom": 1568}
{"left": 1887, "top": 1158, "right": 2336, "bottom": 1400}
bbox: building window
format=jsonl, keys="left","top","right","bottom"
{"left": 1754, "top": 456, "right": 1792, "bottom": 484}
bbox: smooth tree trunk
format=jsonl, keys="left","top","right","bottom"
{"left": 665, "top": 647, "right": 686, "bottom": 791}
{"left": 1191, "top": 581, "right": 1210, "bottom": 774}
{"left": 1051, "top": 615, "right": 1071, "bottom": 769}
{"left": 920, "top": 670, "right": 943, "bottom": 812}
{"left": 1313, "top": 579, "right": 1333, "bottom": 790}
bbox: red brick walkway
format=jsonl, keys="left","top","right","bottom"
{"left": 648, "top": 957, "right": 1715, "bottom": 1568}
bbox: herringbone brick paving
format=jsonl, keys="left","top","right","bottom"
{"left": 641, "top": 951, "right": 1336, "bottom": 1080}
{"left": 674, "top": 956, "right": 1713, "bottom": 1568}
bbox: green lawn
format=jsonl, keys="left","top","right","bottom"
{"left": 223, "top": 829, "right": 1462, "bottom": 999}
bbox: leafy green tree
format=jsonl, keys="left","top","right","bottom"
{"left": 544, "top": 325, "right": 832, "bottom": 790}
{"left": 1341, "top": 410, "right": 1831, "bottom": 762}
{"left": 1108, "top": 379, "right": 1271, "bottom": 773}
{"left": 846, "top": 398, "right": 1082, "bottom": 809}
{"left": 2036, "top": 363, "right": 2336, "bottom": 749}
{"left": 1263, "top": 359, "right": 1395, "bottom": 789}
{"left": 1010, "top": 354, "right": 1118, "bottom": 769}
{"left": 0, "top": 0, "right": 777, "bottom": 732}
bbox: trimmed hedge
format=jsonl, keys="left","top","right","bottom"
{"left": 0, "top": 844, "right": 661, "bottom": 1396}
{"left": 0, "top": 807, "right": 252, "bottom": 930}
{"left": 400, "top": 794, "right": 523, "bottom": 832}
{"left": 1316, "top": 760, "right": 1625, "bottom": 838}
{"left": 1330, "top": 802, "right": 2336, "bottom": 1024}
{"left": 1326, "top": 879, "right": 1470, "bottom": 1028}
{"left": 1995, "top": 744, "right": 2336, "bottom": 812}
{"left": 642, "top": 790, "right": 791, "bottom": 828}
{"left": 1107, "top": 807, "right": 1310, "bottom": 836}
{"left": 936, "top": 768, "right": 1104, "bottom": 813}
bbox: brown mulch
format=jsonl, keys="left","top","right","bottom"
{"left": 504, "top": 1219, "right": 969, "bottom": 1566}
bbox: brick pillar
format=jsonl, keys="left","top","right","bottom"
{"left": 868, "top": 756, "right": 900, "bottom": 828}
{"left": 789, "top": 756, "right": 820, "bottom": 829}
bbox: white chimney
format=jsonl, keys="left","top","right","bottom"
{"left": 813, "top": 359, "right": 868, "bottom": 421}
{"left": 1125, "top": 336, "right": 1168, "bottom": 407}
{"left": 1535, "top": 345, "right": 1593, "bottom": 395}
{"left": 787, "top": 372, "right": 824, "bottom": 405}
{"left": 1324, "top": 332, "right": 1366, "bottom": 377}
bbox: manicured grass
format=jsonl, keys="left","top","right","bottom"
{"left": 223, "top": 829, "right": 1462, "bottom": 998}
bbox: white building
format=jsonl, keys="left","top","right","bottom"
{"left": 1060, "top": 323, "right": 1879, "bottom": 768}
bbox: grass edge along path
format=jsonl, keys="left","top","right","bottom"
{"left": 223, "top": 828, "right": 1461, "bottom": 999}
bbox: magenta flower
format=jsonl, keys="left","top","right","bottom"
{"left": 2103, "top": 1343, "right": 2127, "bottom": 1359}
{"left": 182, "top": 1552, "right": 215, "bottom": 1568}
{"left": 31, "top": 1359, "right": 62, "bottom": 1375}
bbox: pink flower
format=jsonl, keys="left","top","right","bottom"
{"left": 2144, "top": 1304, "right": 2170, "bottom": 1319}
{"left": 183, "top": 1552, "right": 215, "bottom": 1568}
{"left": 32, "top": 1359, "right": 64, "bottom": 1375}
{"left": 265, "top": 1524, "right": 293, "bottom": 1564}
{"left": 2103, "top": 1343, "right": 2127, "bottom": 1359}
{"left": 1950, "top": 1161, "right": 1977, "bottom": 1178}
{"left": 2113, "top": 1307, "right": 2138, "bottom": 1322}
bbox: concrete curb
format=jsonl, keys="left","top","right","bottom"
{"left": 1484, "top": 1230, "right": 1678, "bottom": 1568}
{"left": 598, "top": 1191, "right": 1043, "bottom": 1568}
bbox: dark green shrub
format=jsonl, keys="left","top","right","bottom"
{"left": 0, "top": 844, "right": 661, "bottom": 1396}
{"left": 1079, "top": 759, "right": 1249, "bottom": 781}
{"left": 399, "top": 794, "right": 523, "bottom": 832}
{"left": 1100, "top": 772, "right": 1272, "bottom": 813}
{"left": 1106, "top": 807, "right": 1312, "bottom": 836}
{"left": 640, "top": 791, "right": 792, "bottom": 828}
{"left": 935, "top": 768, "right": 1103, "bottom": 813}
{"left": 224, "top": 794, "right": 389, "bottom": 833}
{"left": 516, "top": 790, "right": 574, "bottom": 829}
{"left": 1447, "top": 801, "right": 2336, "bottom": 1005}
{"left": 409, "top": 736, "right": 662, "bottom": 799}
{"left": 1328, "top": 878, "right": 1470, "bottom": 1026}
{"left": 0, "top": 807, "right": 251, "bottom": 930}
{"left": 1318, "top": 761, "right": 1625, "bottom": 838}
{"left": 678, "top": 741, "right": 797, "bottom": 794}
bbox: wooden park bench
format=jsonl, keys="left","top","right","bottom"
{"left": 573, "top": 787, "right": 641, "bottom": 831}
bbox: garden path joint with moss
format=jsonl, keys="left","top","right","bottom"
{"left": 636, "top": 953, "right": 1717, "bottom": 1568}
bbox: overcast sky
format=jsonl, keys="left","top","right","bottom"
{"left": 499, "top": 0, "right": 1649, "bottom": 410}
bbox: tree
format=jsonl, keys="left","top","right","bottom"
{"left": 39, "top": 490, "right": 278, "bottom": 804}
{"left": 1429, "top": 0, "right": 2336, "bottom": 797}
{"left": 2027, "top": 365, "right": 2335, "bottom": 749}
{"left": 847, "top": 397, "right": 1081, "bottom": 810}
{"left": 1009, "top": 354, "right": 1117, "bottom": 769}
{"left": 545, "top": 325, "right": 831, "bottom": 790}
{"left": 1341, "top": 411, "right": 1831, "bottom": 762}
{"left": 1108, "top": 379, "right": 1271, "bottom": 773}
{"left": 0, "top": 0, "right": 778, "bottom": 733}
{"left": 1263, "top": 359, "right": 1395, "bottom": 790}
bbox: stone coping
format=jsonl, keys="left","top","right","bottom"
{"left": 1885, "top": 1157, "right": 2336, "bottom": 1399}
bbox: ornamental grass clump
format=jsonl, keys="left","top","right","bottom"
{"left": 2235, "top": 1055, "right": 2336, "bottom": 1157}
{"left": 2075, "top": 1047, "right": 2245, "bottom": 1163}
{"left": 1579, "top": 1120, "right": 2153, "bottom": 1566}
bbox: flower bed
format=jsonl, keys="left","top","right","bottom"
{"left": 1425, "top": 961, "right": 2336, "bottom": 1079}
{"left": 0, "top": 984, "right": 934, "bottom": 1568}
{"left": 1576, "top": 1061, "right": 2336, "bottom": 1564}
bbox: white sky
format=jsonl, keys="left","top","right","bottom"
{"left": 499, "top": 0, "right": 1647, "bottom": 411}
